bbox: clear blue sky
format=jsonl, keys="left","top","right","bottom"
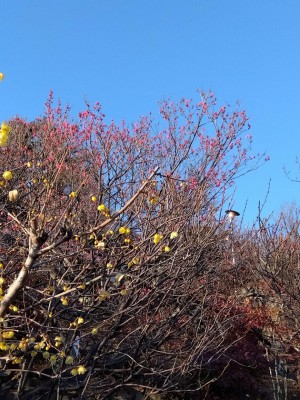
{"left": 1, "top": 0, "right": 300, "bottom": 224}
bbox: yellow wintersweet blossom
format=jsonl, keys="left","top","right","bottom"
{"left": 106, "top": 262, "right": 113, "bottom": 269}
{"left": 1, "top": 123, "right": 11, "bottom": 135}
{"left": 0, "top": 277, "right": 5, "bottom": 285}
{"left": 12, "top": 357, "right": 22, "bottom": 364}
{"left": 150, "top": 197, "right": 159, "bottom": 205}
{"left": 170, "top": 231, "right": 178, "bottom": 239}
{"left": 0, "top": 131, "right": 7, "bottom": 144}
{"left": 119, "top": 226, "right": 126, "bottom": 234}
{"left": 71, "top": 365, "right": 87, "bottom": 376}
{"left": 2, "top": 331, "right": 14, "bottom": 339}
{"left": 50, "top": 355, "right": 57, "bottom": 365}
{"left": 96, "top": 241, "right": 105, "bottom": 250}
{"left": 97, "top": 204, "right": 106, "bottom": 212}
{"left": 8, "top": 189, "right": 19, "bottom": 202}
{"left": 98, "top": 290, "right": 110, "bottom": 302}
{"left": 120, "top": 289, "right": 128, "bottom": 296}
{"left": 65, "top": 356, "right": 74, "bottom": 365}
{"left": 164, "top": 246, "right": 171, "bottom": 253}
{"left": 77, "top": 317, "right": 84, "bottom": 325}
{"left": 69, "top": 191, "right": 77, "bottom": 198}
{"left": 2, "top": 170, "right": 12, "bottom": 180}
{"left": 77, "top": 365, "right": 87, "bottom": 374}
{"left": 0, "top": 73, "right": 4, "bottom": 81}
{"left": 26, "top": 161, "right": 33, "bottom": 168}
{"left": 91, "top": 195, "right": 97, "bottom": 202}
{"left": 61, "top": 297, "right": 69, "bottom": 306}
{"left": 91, "top": 327, "right": 98, "bottom": 335}
{"left": 42, "top": 351, "right": 50, "bottom": 359}
{"left": 71, "top": 368, "right": 78, "bottom": 376}
{"left": 0, "top": 341, "right": 8, "bottom": 350}
{"left": 153, "top": 233, "right": 163, "bottom": 244}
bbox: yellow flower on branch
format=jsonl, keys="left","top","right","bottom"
{"left": 77, "top": 365, "right": 87, "bottom": 374}
{"left": 1, "top": 123, "right": 11, "bottom": 135}
{"left": 0, "top": 132, "right": 8, "bottom": 147}
{"left": 2, "top": 170, "right": 12, "bottom": 180}
{"left": 2, "top": 331, "right": 14, "bottom": 339}
{"left": 65, "top": 356, "right": 74, "bottom": 365}
{"left": 153, "top": 233, "right": 163, "bottom": 244}
{"left": 119, "top": 226, "right": 126, "bottom": 234}
{"left": 164, "top": 246, "right": 171, "bottom": 253}
{"left": 69, "top": 191, "right": 77, "bottom": 198}
{"left": 150, "top": 197, "right": 159, "bottom": 205}
{"left": 8, "top": 189, "right": 19, "bottom": 202}
{"left": 0, "top": 73, "right": 4, "bottom": 81}
{"left": 170, "top": 231, "right": 178, "bottom": 239}
{"left": 0, "top": 341, "right": 8, "bottom": 350}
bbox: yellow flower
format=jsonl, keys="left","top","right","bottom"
{"left": 0, "top": 341, "right": 8, "bottom": 350}
{"left": 0, "top": 263, "right": 3, "bottom": 268}
{"left": 1, "top": 123, "right": 11, "bottom": 135}
{"left": 98, "top": 290, "right": 110, "bottom": 302}
{"left": 91, "top": 327, "right": 98, "bottom": 335}
{"left": 120, "top": 289, "right": 128, "bottom": 296}
{"left": 69, "top": 191, "right": 77, "bottom": 198}
{"left": 77, "top": 365, "right": 87, "bottom": 374}
{"left": 170, "top": 231, "right": 178, "bottom": 239}
{"left": 97, "top": 204, "right": 106, "bottom": 212}
{"left": 164, "top": 246, "right": 171, "bottom": 253}
{"left": 2, "top": 170, "right": 12, "bottom": 181}
{"left": 61, "top": 297, "right": 69, "bottom": 306}
{"left": 8, "top": 189, "right": 19, "bottom": 202}
{"left": 0, "top": 131, "right": 8, "bottom": 147}
{"left": 71, "top": 368, "right": 78, "bottom": 376}
{"left": 106, "top": 263, "right": 113, "bottom": 269}
{"left": 26, "top": 161, "right": 33, "bottom": 168}
{"left": 77, "top": 317, "right": 84, "bottom": 325}
{"left": 119, "top": 226, "right": 126, "bottom": 234}
{"left": 153, "top": 233, "right": 163, "bottom": 244}
{"left": 12, "top": 357, "right": 22, "bottom": 364}
{"left": 150, "top": 197, "right": 159, "bottom": 205}
{"left": 124, "top": 238, "right": 131, "bottom": 244}
{"left": 2, "top": 331, "right": 14, "bottom": 339}
{"left": 42, "top": 351, "right": 50, "bottom": 359}
{"left": 65, "top": 356, "right": 74, "bottom": 365}
{"left": 96, "top": 241, "right": 105, "bottom": 250}
{"left": 125, "top": 227, "right": 130, "bottom": 235}
{"left": 0, "top": 277, "right": 5, "bottom": 285}
{"left": 0, "top": 73, "right": 4, "bottom": 81}
{"left": 91, "top": 195, "right": 97, "bottom": 202}
{"left": 50, "top": 355, "right": 57, "bottom": 365}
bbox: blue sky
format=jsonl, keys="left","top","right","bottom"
{"left": 1, "top": 0, "right": 300, "bottom": 224}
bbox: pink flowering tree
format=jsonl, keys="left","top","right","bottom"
{"left": 0, "top": 80, "right": 265, "bottom": 398}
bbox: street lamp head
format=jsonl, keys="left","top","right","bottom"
{"left": 225, "top": 209, "right": 240, "bottom": 222}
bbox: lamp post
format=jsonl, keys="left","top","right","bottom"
{"left": 225, "top": 210, "right": 240, "bottom": 266}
